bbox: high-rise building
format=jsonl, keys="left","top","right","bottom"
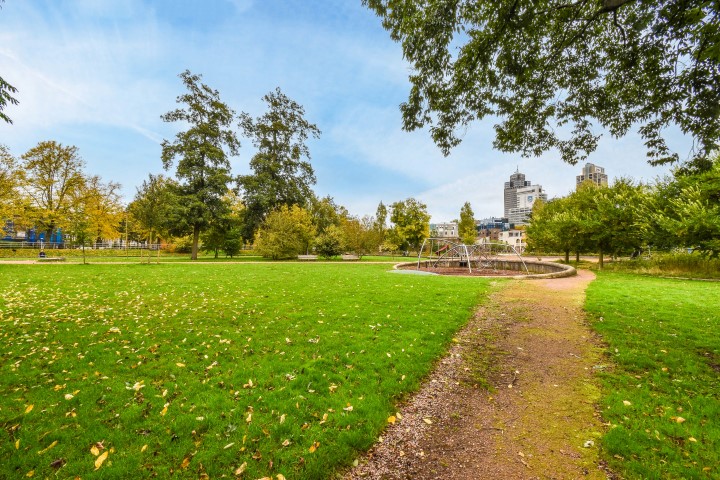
{"left": 503, "top": 169, "right": 531, "bottom": 217}
{"left": 508, "top": 185, "right": 547, "bottom": 226}
{"left": 503, "top": 169, "right": 546, "bottom": 225}
{"left": 576, "top": 162, "right": 608, "bottom": 188}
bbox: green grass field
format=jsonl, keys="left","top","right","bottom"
{"left": 0, "top": 248, "right": 407, "bottom": 264}
{"left": 586, "top": 272, "right": 720, "bottom": 479}
{"left": 0, "top": 263, "right": 491, "bottom": 479}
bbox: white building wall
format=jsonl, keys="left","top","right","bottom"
{"left": 499, "top": 229, "right": 527, "bottom": 253}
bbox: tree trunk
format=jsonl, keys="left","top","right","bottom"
{"left": 214, "top": 247, "right": 218, "bottom": 259}
{"left": 598, "top": 249, "right": 604, "bottom": 269}
{"left": 564, "top": 249, "right": 570, "bottom": 263}
{"left": 191, "top": 224, "right": 200, "bottom": 260}
{"left": 576, "top": 251, "right": 580, "bottom": 262}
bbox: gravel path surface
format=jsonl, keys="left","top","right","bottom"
{"left": 345, "top": 270, "right": 613, "bottom": 479}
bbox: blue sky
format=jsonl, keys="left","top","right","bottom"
{"left": 0, "top": 0, "right": 693, "bottom": 222}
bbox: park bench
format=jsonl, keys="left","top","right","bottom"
{"left": 297, "top": 254, "right": 318, "bottom": 261}
{"left": 341, "top": 254, "right": 360, "bottom": 261}
{"left": 37, "top": 257, "right": 66, "bottom": 262}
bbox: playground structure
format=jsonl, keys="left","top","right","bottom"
{"left": 416, "top": 238, "right": 529, "bottom": 275}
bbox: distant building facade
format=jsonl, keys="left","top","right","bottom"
{"left": 508, "top": 184, "right": 547, "bottom": 226}
{"left": 504, "top": 170, "right": 531, "bottom": 217}
{"left": 576, "top": 162, "right": 608, "bottom": 188}
{"left": 499, "top": 229, "right": 527, "bottom": 253}
{"left": 504, "top": 170, "right": 547, "bottom": 226}
{"left": 430, "top": 222, "right": 458, "bottom": 239}
{"left": 475, "top": 217, "right": 508, "bottom": 244}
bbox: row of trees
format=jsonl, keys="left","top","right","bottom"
{"left": 526, "top": 158, "right": 720, "bottom": 265}
{"left": 0, "top": 142, "right": 124, "bottom": 246}
{"left": 132, "top": 71, "right": 438, "bottom": 259}
{"left": 1, "top": 129, "right": 437, "bottom": 259}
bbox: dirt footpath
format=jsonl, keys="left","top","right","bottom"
{"left": 346, "top": 270, "right": 611, "bottom": 479}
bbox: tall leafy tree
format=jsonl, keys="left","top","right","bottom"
{"left": 341, "top": 215, "right": 383, "bottom": 257}
{"left": 201, "top": 191, "right": 245, "bottom": 258}
{"left": 585, "top": 179, "right": 647, "bottom": 267}
{"left": 642, "top": 157, "right": 720, "bottom": 257}
{"left": 311, "top": 195, "right": 347, "bottom": 234}
{"left": 79, "top": 175, "right": 123, "bottom": 244}
{"left": 19, "top": 141, "right": 86, "bottom": 239}
{"left": 364, "top": 1, "right": 720, "bottom": 169}
{"left": 458, "top": 201, "right": 476, "bottom": 244}
{"left": 527, "top": 197, "right": 586, "bottom": 262}
{"left": 0, "top": 75, "right": 17, "bottom": 125}
{"left": 128, "top": 174, "right": 179, "bottom": 250}
{"left": 375, "top": 201, "right": 388, "bottom": 231}
{"left": 161, "top": 70, "right": 240, "bottom": 260}
{"left": 254, "top": 205, "right": 316, "bottom": 259}
{"left": 0, "top": 145, "right": 20, "bottom": 222}
{"left": 238, "top": 88, "right": 321, "bottom": 240}
{"left": 390, "top": 197, "right": 430, "bottom": 253}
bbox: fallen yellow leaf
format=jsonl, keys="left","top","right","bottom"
{"left": 90, "top": 445, "right": 100, "bottom": 456}
{"left": 15, "top": 440, "right": 20, "bottom": 450}
{"left": 309, "top": 441, "right": 320, "bottom": 453}
{"left": 141, "top": 444, "right": 148, "bottom": 452}
{"left": 38, "top": 440, "right": 58, "bottom": 455}
{"left": 176, "top": 363, "right": 185, "bottom": 367}
{"left": 423, "top": 418, "right": 433, "bottom": 425}
{"left": 676, "top": 416, "right": 686, "bottom": 423}
{"left": 387, "top": 416, "right": 396, "bottom": 424}
{"left": 279, "top": 413, "right": 286, "bottom": 424}
{"left": 688, "top": 437, "right": 697, "bottom": 442}
{"left": 282, "top": 439, "right": 290, "bottom": 447}
{"left": 24, "top": 405, "right": 34, "bottom": 414}
{"left": 26, "top": 470, "right": 34, "bottom": 477}
{"left": 160, "top": 406, "right": 168, "bottom": 416}
{"left": 277, "top": 475, "right": 287, "bottom": 480}
{"left": 180, "top": 456, "right": 191, "bottom": 469}
{"left": 94, "top": 451, "right": 108, "bottom": 470}
{"left": 246, "top": 412, "right": 252, "bottom": 423}
{"left": 233, "top": 462, "right": 247, "bottom": 475}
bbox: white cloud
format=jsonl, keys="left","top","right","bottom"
{"left": 225, "top": 0, "right": 254, "bottom": 13}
